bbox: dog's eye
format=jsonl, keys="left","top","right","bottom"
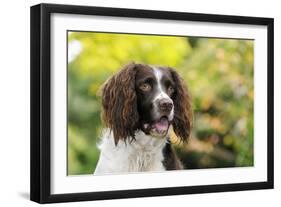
{"left": 167, "top": 86, "right": 175, "bottom": 95}
{"left": 139, "top": 83, "right": 152, "bottom": 91}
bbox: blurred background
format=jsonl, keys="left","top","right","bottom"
{"left": 67, "top": 32, "right": 254, "bottom": 175}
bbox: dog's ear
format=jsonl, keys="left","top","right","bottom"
{"left": 169, "top": 68, "right": 193, "bottom": 142}
{"left": 101, "top": 62, "right": 139, "bottom": 145}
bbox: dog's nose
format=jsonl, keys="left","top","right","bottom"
{"left": 158, "top": 98, "right": 173, "bottom": 112}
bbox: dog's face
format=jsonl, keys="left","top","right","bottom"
{"left": 101, "top": 63, "right": 192, "bottom": 145}
{"left": 135, "top": 65, "right": 175, "bottom": 137}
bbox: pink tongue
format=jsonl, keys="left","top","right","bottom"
{"left": 154, "top": 117, "right": 169, "bottom": 131}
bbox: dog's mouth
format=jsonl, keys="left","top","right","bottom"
{"left": 143, "top": 116, "right": 171, "bottom": 137}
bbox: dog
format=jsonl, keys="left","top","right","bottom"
{"left": 94, "top": 63, "right": 192, "bottom": 175}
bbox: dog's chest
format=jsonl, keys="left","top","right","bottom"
{"left": 95, "top": 131, "right": 166, "bottom": 174}
{"left": 126, "top": 144, "right": 165, "bottom": 172}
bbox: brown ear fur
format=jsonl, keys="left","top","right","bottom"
{"left": 101, "top": 63, "right": 139, "bottom": 145}
{"left": 169, "top": 68, "right": 193, "bottom": 142}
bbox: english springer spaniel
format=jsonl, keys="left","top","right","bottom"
{"left": 94, "top": 63, "right": 192, "bottom": 175}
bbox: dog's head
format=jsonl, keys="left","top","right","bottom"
{"left": 101, "top": 62, "right": 192, "bottom": 145}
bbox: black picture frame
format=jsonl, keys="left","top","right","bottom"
{"left": 30, "top": 3, "right": 274, "bottom": 204}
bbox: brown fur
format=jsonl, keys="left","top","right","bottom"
{"left": 101, "top": 63, "right": 192, "bottom": 145}
{"left": 169, "top": 67, "right": 193, "bottom": 142}
{"left": 162, "top": 140, "right": 183, "bottom": 170}
{"left": 101, "top": 63, "right": 139, "bottom": 145}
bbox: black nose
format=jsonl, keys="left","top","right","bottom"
{"left": 158, "top": 98, "right": 173, "bottom": 112}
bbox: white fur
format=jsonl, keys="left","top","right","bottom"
{"left": 152, "top": 67, "right": 174, "bottom": 121}
{"left": 153, "top": 67, "right": 171, "bottom": 101}
{"left": 94, "top": 129, "right": 167, "bottom": 175}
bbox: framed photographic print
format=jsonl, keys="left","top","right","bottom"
{"left": 30, "top": 3, "right": 274, "bottom": 203}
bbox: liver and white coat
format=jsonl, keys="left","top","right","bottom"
{"left": 94, "top": 63, "right": 192, "bottom": 175}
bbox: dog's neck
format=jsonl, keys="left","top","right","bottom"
{"left": 128, "top": 130, "right": 168, "bottom": 150}
{"left": 94, "top": 129, "right": 168, "bottom": 174}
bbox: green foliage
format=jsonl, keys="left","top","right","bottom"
{"left": 67, "top": 32, "right": 253, "bottom": 175}
{"left": 177, "top": 38, "right": 253, "bottom": 168}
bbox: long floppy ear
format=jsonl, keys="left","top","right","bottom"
{"left": 169, "top": 68, "right": 193, "bottom": 142}
{"left": 101, "top": 63, "right": 139, "bottom": 145}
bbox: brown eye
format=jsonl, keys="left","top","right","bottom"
{"left": 139, "top": 83, "right": 152, "bottom": 91}
{"left": 168, "top": 86, "right": 174, "bottom": 95}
